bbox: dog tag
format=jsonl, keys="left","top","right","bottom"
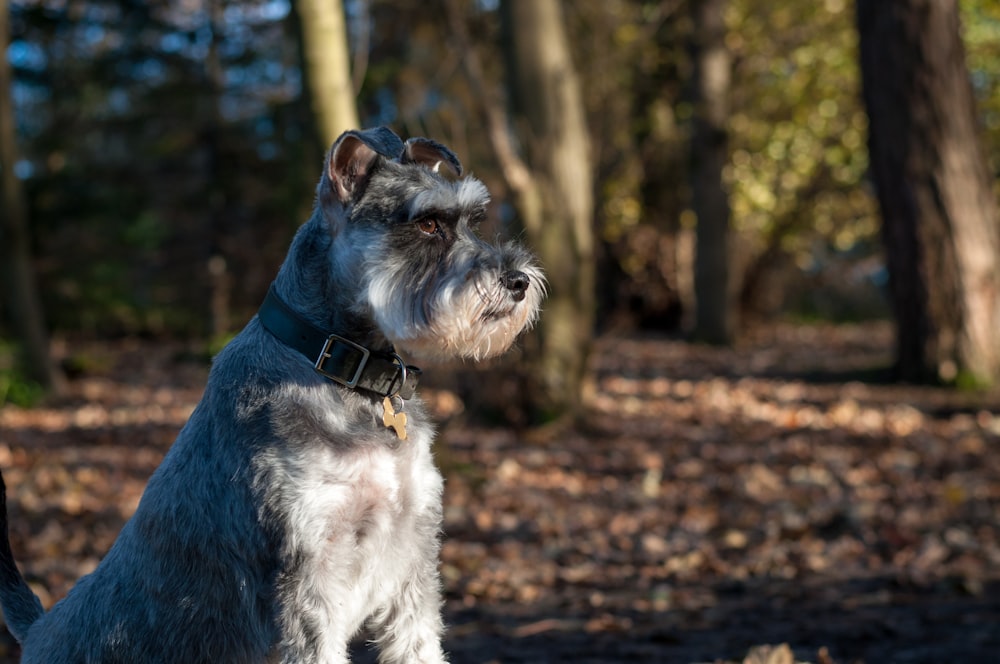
{"left": 382, "top": 396, "right": 408, "bottom": 440}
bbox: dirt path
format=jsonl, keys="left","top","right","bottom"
{"left": 2, "top": 323, "right": 999, "bottom": 662}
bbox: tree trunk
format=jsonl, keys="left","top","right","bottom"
{"left": 501, "top": 0, "right": 595, "bottom": 422}
{"left": 295, "top": 0, "right": 359, "bottom": 145}
{"left": 857, "top": 0, "right": 1000, "bottom": 385}
{"left": 205, "top": 0, "right": 231, "bottom": 339}
{"left": 690, "top": 0, "right": 735, "bottom": 345}
{"left": 0, "top": 0, "right": 62, "bottom": 392}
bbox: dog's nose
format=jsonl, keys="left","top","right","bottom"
{"left": 502, "top": 270, "right": 530, "bottom": 301}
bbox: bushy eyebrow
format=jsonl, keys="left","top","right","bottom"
{"left": 408, "top": 205, "right": 486, "bottom": 228}
{"left": 408, "top": 178, "right": 490, "bottom": 220}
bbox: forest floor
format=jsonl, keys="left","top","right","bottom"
{"left": 1, "top": 322, "right": 998, "bottom": 663}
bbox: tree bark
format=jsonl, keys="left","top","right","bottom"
{"left": 500, "top": 0, "right": 595, "bottom": 421}
{"left": 690, "top": 0, "right": 735, "bottom": 344}
{"left": 295, "top": 0, "right": 359, "bottom": 146}
{"left": 857, "top": 0, "right": 1000, "bottom": 385}
{"left": 205, "top": 0, "right": 231, "bottom": 339}
{"left": 0, "top": 0, "right": 62, "bottom": 392}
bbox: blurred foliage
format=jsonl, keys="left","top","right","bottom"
{"left": 0, "top": 372, "right": 45, "bottom": 408}
{"left": 728, "top": 0, "right": 874, "bottom": 259}
{"left": 964, "top": 0, "right": 1000, "bottom": 184}
{"left": 2, "top": 0, "right": 999, "bottom": 339}
{"left": 0, "top": 343, "right": 45, "bottom": 406}
{"left": 9, "top": 0, "right": 317, "bottom": 336}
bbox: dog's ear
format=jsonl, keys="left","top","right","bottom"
{"left": 328, "top": 135, "right": 378, "bottom": 203}
{"left": 326, "top": 127, "right": 406, "bottom": 204}
{"left": 402, "top": 138, "right": 463, "bottom": 178}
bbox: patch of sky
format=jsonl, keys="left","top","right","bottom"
{"left": 160, "top": 32, "right": 188, "bottom": 54}
{"left": 223, "top": 0, "right": 289, "bottom": 25}
{"left": 14, "top": 159, "right": 34, "bottom": 179}
{"left": 8, "top": 41, "right": 47, "bottom": 72}
{"left": 81, "top": 23, "right": 106, "bottom": 48}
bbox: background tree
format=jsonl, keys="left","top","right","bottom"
{"left": 499, "top": 0, "right": 596, "bottom": 422}
{"left": 857, "top": 0, "right": 1000, "bottom": 385}
{"left": 690, "top": 0, "right": 735, "bottom": 344}
{"left": 295, "top": 0, "right": 359, "bottom": 144}
{"left": 0, "top": 0, "right": 61, "bottom": 392}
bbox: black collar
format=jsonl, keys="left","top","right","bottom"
{"left": 256, "top": 283, "right": 421, "bottom": 400}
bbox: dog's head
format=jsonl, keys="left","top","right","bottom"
{"left": 317, "top": 127, "right": 544, "bottom": 362}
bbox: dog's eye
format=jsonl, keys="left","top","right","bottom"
{"left": 416, "top": 218, "right": 439, "bottom": 235}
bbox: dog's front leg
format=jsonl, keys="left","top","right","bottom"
{"left": 368, "top": 558, "right": 448, "bottom": 664}
{"left": 278, "top": 616, "right": 351, "bottom": 664}
{"left": 275, "top": 565, "right": 354, "bottom": 664}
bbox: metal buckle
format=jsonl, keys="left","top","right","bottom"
{"left": 387, "top": 352, "right": 408, "bottom": 398}
{"left": 314, "top": 334, "right": 370, "bottom": 387}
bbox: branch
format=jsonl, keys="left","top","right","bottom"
{"left": 443, "top": 0, "right": 533, "bottom": 197}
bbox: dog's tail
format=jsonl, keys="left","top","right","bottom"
{"left": 0, "top": 469, "right": 44, "bottom": 643}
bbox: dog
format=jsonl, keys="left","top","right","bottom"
{"left": 0, "top": 126, "right": 543, "bottom": 663}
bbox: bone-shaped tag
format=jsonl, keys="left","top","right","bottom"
{"left": 382, "top": 396, "right": 408, "bottom": 440}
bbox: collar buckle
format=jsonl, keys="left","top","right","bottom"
{"left": 314, "top": 334, "right": 371, "bottom": 388}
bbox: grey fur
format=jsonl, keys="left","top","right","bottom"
{"left": 0, "top": 127, "right": 543, "bottom": 663}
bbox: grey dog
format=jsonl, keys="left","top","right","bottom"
{"left": 0, "top": 127, "right": 543, "bottom": 662}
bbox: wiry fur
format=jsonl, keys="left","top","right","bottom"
{"left": 0, "top": 127, "right": 542, "bottom": 663}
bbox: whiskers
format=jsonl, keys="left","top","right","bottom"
{"left": 473, "top": 275, "right": 513, "bottom": 322}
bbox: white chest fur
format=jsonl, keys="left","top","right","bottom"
{"left": 259, "top": 384, "right": 444, "bottom": 655}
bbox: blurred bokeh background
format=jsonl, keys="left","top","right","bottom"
{"left": 2, "top": 0, "right": 998, "bottom": 411}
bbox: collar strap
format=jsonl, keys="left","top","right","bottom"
{"left": 257, "top": 284, "right": 421, "bottom": 400}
